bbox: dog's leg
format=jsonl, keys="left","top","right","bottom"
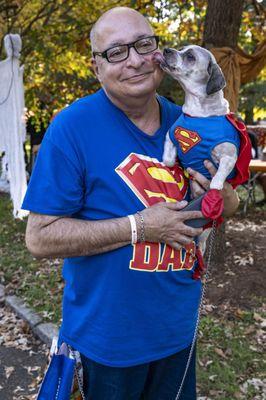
{"left": 210, "top": 142, "right": 238, "bottom": 190}
{"left": 163, "top": 131, "right": 177, "bottom": 166}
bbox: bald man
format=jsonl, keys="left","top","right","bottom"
{"left": 23, "top": 7, "right": 239, "bottom": 400}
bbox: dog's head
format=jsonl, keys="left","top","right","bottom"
{"left": 154, "top": 45, "right": 226, "bottom": 96}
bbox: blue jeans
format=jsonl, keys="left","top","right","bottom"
{"left": 80, "top": 345, "right": 196, "bottom": 400}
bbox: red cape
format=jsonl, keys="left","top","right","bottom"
{"left": 226, "top": 113, "right": 252, "bottom": 188}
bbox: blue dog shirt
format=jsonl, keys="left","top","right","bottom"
{"left": 169, "top": 113, "right": 240, "bottom": 180}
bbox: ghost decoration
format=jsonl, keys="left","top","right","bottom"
{"left": 0, "top": 34, "right": 28, "bottom": 218}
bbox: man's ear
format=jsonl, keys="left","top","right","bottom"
{"left": 91, "top": 57, "right": 102, "bottom": 83}
{"left": 206, "top": 60, "right": 226, "bottom": 95}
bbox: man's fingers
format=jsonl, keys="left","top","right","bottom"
{"left": 168, "top": 234, "right": 193, "bottom": 247}
{"left": 187, "top": 167, "right": 210, "bottom": 191}
{"left": 168, "top": 242, "right": 182, "bottom": 251}
{"left": 179, "top": 225, "right": 203, "bottom": 237}
{"left": 204, "top": 160, "right": 217, "bottom": 178}
{"left": 164, "top": 200, "right": 188, "bottom": 210}
{"left": 190, "top": 180, "right": 205, "bottom": 199}
{"left": 180, "top": 210, "right": 203, "bottom": 221}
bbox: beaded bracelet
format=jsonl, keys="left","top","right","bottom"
{"left": 137, "top": 211, "right": 145, "bottom": 242}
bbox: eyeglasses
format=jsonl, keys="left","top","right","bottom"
{"left": 93, "top": 35, "right": 159, "bottom": 63}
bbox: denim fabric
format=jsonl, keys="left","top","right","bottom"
{"left": 80, "top": 345, "right": 196, "bottom": 400}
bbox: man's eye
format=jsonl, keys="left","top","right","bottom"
{"left": 141, "top": 40, "right": 152, "bottom": 47}
{"left": 109, "top": 48, "right": 124, "bottom": 57}
{"left": 186, "top": 52, "right": 195, "bottom": 62}
{"left": 138, "top": 39, "right": 154, "bottom": 49}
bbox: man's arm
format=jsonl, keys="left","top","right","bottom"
{"left": 25, "top": 203, "right": 204, "bottom": 259}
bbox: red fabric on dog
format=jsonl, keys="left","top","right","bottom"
{"left": 201, "top": 189, "right": 224, "bottom": 219}
{"left": 226, "top": 113, "right": 252, "bottom": 188}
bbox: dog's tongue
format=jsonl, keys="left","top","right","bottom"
{"left": 152, "top": 51, "right": 165, "bottom": 64}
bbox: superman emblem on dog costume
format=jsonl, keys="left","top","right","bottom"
{"left": 169, "top": 112, "right": 251, "bottom": 220}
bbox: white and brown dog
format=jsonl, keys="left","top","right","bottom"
{"left": 154, "top": 45, "right": 241, "bottom": 191}
{"left": 153, "top": 45, "right": 251, "bottom": 255}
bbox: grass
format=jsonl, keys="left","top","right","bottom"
{"left": 197, "top": 313, "right": 265, "bottom": 399}
{"left": 0, "top": 190, "right": 265, "bottom": 399}
{"left": 0, "top": 193, "right": 62, "bottom": 323}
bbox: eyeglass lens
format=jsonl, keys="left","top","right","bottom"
{"left": 107, "top": 37, "right": 158, "bottom": 62}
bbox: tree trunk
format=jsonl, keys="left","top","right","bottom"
{"left": 245, "top": 108, "right": 254, "bottom": 125}
{"left": 203, "top": 0, "right": 244, "bottom": 266}
{"left": 203, "top": 0, "right": 244, "bottom": 49}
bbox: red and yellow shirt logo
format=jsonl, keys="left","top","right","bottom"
{"left": 115, "top": 153, "right": 197, "bottom": 273}
{"left": 174, "top": 127, "right": 201, "bottom": 154}
{"left": 115, "top": 153, "right": 188, "bottom": 206}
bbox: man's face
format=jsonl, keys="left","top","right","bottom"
{"left": 91, "top": 12, "right": 164, "bottom": 100}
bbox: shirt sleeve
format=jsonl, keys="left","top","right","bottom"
{"left": 22, "top": 123, "right": 84, "bottom": 216}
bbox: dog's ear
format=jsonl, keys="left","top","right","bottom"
{"left": 206, "top": 60, "right": 226, "bottom": 95}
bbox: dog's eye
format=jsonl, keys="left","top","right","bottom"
{"left": 186, "top": 52, "right": 195, "bottom": 62}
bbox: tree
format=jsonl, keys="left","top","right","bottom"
{"left": 0, "top": 0, "right": 264, "bottom": 128}
{"left": 203, "top": 0, "right": 244, "bottom": 49}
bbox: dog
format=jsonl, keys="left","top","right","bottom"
{"left": 153, "top": 45, "right": 251, "bottom": 255}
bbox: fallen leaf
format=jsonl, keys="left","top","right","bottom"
{"left": 5, "top": 366, "right": 14, "bottom": 379}
{"left": 214, "top": 347, "right": 227, "bottom": 359}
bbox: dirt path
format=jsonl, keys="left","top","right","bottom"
{"left": 207, "top": 208, "right": 266, "bottom": 311}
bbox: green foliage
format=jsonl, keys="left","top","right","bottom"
{"left": 0, "top": 0, "right": 264, "bottom": 128}
{"left": 239, "top": 78, "right": 266, "bottom": 123}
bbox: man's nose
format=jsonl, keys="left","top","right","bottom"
{"left": 126, "top": 47, "right": 145, "bottom": 67}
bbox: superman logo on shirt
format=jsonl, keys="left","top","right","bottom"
{"left": 174, "top": 127, "right": 201, "bottom": 154}
{"left": 115, "top": 153, "right": 188, "bottom": 206}
{"left": 115, "top": 153, "right": 197, "bottom": 273}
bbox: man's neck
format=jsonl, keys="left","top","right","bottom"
{"left": 104, "top": 89, "right": 161, "bottom": 135}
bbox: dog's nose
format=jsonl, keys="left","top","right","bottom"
{"left": 163, "top": 48, "right": 173, "bottom": 55}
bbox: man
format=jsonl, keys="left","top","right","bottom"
{"left": 22, "top": 7, "right": 239, "bottom": 400}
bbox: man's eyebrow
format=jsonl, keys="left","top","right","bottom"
{"left": 107, "top": 34, "right": 153, "bottom": 47}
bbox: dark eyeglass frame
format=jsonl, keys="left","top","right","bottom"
{"left": 93, "top": 35, "right": 159, "bottom": 63}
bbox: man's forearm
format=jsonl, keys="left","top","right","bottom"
{"left": 26, "top": 214, "right": 131, "bottom": 258}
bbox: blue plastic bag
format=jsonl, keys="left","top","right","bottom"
{"left": 37, "top": 342, "right": 76, "bottom": 400}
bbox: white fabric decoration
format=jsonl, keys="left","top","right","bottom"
{"left": 0, "top": 34, "right": 28, "bottom": 218}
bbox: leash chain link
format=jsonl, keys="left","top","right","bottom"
{"left": 174, "top": 220, "right": 217, "bottom": 400}
{"left": 68, "top": 347, "right": 86, "bottom": 400}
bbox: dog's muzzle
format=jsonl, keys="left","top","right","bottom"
{"left": 163, "top": 48, "right": 180, "bottom": 70}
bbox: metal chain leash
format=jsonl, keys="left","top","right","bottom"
{"left": 68, "top": 347, "right": 86, "bottom": 400}
{"left": 174, "top": 220, "right": 217, "bottom": 400}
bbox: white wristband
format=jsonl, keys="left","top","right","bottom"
{"left": 128, "top": 214, "right": 137, "bottom": 244}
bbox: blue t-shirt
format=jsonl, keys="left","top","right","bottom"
{"left": 169, "top": 113, "right": 240, "bottom": 180}
{"left": 22, "top": 89, "right": 202, "bottom": 367}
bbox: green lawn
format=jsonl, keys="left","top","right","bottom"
{"left": 0, "top": 191, "right": 265, "bottom": 399}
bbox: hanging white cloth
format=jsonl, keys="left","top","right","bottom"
{"left": 0, "top": 34, "right": 28, "bottom": 218}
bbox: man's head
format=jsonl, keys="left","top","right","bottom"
{"left": 90, "top": 7, "right": 164, "bottom": 101}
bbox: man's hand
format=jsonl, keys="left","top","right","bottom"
{"left": 187, "top": 160, "right": 239, "bottom": 216}
{"left": 140, "top": 201, "right": 203, "bottom": 250}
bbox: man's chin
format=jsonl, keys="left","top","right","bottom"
{"left": 124, "top": 78, "right": 161, "bottom": 97}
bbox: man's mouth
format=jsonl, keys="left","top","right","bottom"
{"left": 124, "top": 72, "right": 153, "bottom": 81}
